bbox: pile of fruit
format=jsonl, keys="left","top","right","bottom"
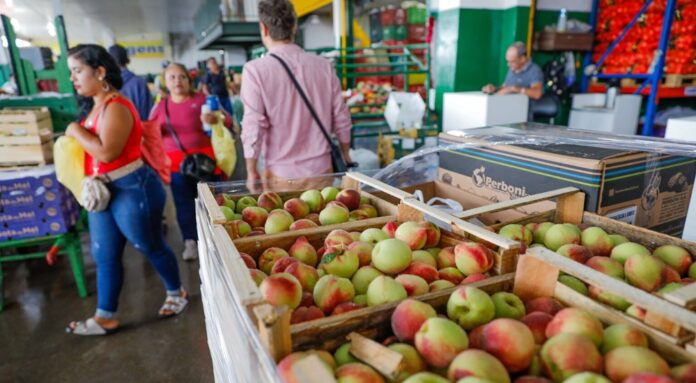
{"left": 345, "top": 81, "right": 392, "bottom": 115}
{"left": 215, "top": 187, "right": 379, "bottom": 236}
{"left": 594, "top": 0, "right": 696, "bottom": 75}
{"left": 242, "top": 220, "right": 501, "bottom": 324}
{"left": 279, "top": 285, "right": 696, "bottom": 382}
{"left": 497, "top": 222, "right": 694, "bottom": 321}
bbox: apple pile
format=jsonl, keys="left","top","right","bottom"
{"left": 215, "top": 187, "right": 380, "bottom": 237}
{"left": 278, "top": 286, "right": 696, "bottom": 383}
{"left": 244, "top": 220, "right": 501, "bottom": 324}
{"left": 497, "top": 223, "right": 695, "bottom": 319}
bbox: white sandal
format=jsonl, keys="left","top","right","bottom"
{"left": 66, "top": 318, "right": 118, "bottom": 336}
{"left": 159, "top": 290, "right": 189, "bottom": 318}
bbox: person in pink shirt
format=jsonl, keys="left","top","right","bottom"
{"left": 241, "top": 0, "right": 352, "bottom": 191}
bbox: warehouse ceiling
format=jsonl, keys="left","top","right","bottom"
{"left": 2, "top": 0, "right": 203, "bottom": 43}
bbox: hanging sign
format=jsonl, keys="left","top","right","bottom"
{"left": 120, "top": 41, "right": 165, "bottom": 58}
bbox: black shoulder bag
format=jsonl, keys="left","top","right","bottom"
{"left": 164, "top": 99, "right": 217, "bottom": 182}
{"left": 270, "top": 53, "right": 353, "bottom": 173}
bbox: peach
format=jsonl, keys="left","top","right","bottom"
{"left": 336, "top": 188, "right": 361, "bottom": 211}
{"left": 300, "top": 189, "right": 325, "bottom": 213}
{"left": 653, "top": 245, "right": 692, "bottom": 275}
{"left": 447, "top": 286, "right": 495, "bottom": 330}
{"left": 540, "top": 333, "right": 603, "bottom": 382}
{"left": 525, "top": 297, "right": 563, "bottom": 316}
{"left": 544, "top": 224, "right": 581, "bottom": 251}
{"left": 605, "top": 346, "right": 670, "bottom": 382}
{"left": 430, "top": 280, "right": 456, "bottom": 292}
{"left": 588, "top": 285, "right": 631, "bottom": 311}
{"left": 527, "top": 222, "right": 554, "bottom": 245}
{"left": 291, "top": 306, "right": 325, "bottom": 324}
{"left": 609, "top": 234, "right": 629, "bottom": 247}
{"left": 229, "top": 219, "right": 252, "bottom": 237}
{"left": 499, "top": 224, "right": 533, "bottom": 246}
{"left": 383, "top": 221, "right": 400, "bottom": 238}
{"left": 271, "top": 256, "right": 300, "bottom": 274}
{"left": 468, "top": 325, "right": 485, "bottom": 349}
{"left": 349, "top": 209, "right": 370, "bottom": 221}
{"left": 522, "top": 312, "right": 553, "bottom": 344}
{"left": 401, "top": 262, "right": 440, "bottom": 284}
{"left": 320, "top": 247, "right": 359, "bottom": 278}
{"left": 240, "top": 252, "right": 256, "bottom": 269}
{"left": 282, "top": 198, "right": 309, "bottom": 220}
{"left": 360, "top": 204, "right": 378, "bottom": 218}
{"left": 305, "top": 213, "right": 320, "bottom": 225}
{"left": 625, "top": 254, "right": 666, "bottom": 292}
{"left": 391, "top": 299, "right": 437, "bottom": 342}
{"left": 259, "top": 247, "right": 290, "bottom": 274}
{"left": 402, "top": 372, "right": 450, "bottom": 382}
{"left": 663, "top": 267, "right": 682, "bottom": 284}
{"left": 288, "top": 236, "right": 318, "bottom": 266}
{"left": 345, "top": 241, "right": 373, "bottom": 267}
{"left": 324, "top": 229, "right": 354, "bottom": 251}
{"left": 277, "top": 352, "right": 329, "bottom": 383}
{"left": 313, "top": 275, "right": 355, "bottom": 314}
{"left": 412, "top": 250, "right": 438, "bottom": 268}
{"left": 352, "top": 266, "right": 384, "bottom": 295}
{"left": 259, "top": 273, "right": 302, "bottom": 309}
{"left": 462, "top": 274, "right": 488, "bottom": 284}
{"left": 557, "top": 244, "right": 593, "bottom": 264}
{"left": 264, "top": 209, "right": 294, "bottom": 234}
{"left": 299, "top": 291, "right": 314, "bottom": 307}
{"left": 319, "top": 205, "right": 349, "bottom": 225}
{"left": 396, "top": 221, "right": 429, "bottom": 250}
{"left": 285, "top": 262, "right": 319, "bottom": 292}
{"left": 448, "top": 349, "right": 511, "bottom": 383}
{"left": 623, "top": 373, "right": 675, "bottom": 383}
{"left": 331, "top": 301, "right": 365, "bottom": 316}
{"left": 421, "top": 221, "right": 442, "bottom": 248}
{"left": 601, "top": 324, "right": 648, "bottom": 354}
{"left": 350, "top": 231, "right": 362, "bottom": 242}
{"left": 220, "top": 206, "right": 236, "bottom": 221}
{"left": 437, "top": 247, "right": 457, "bottom": 269}
{"left": 396, "top": 274, "right": 430, "bottom": 296}
{"left": 372, "top": 238, "right": 413, "bottom": 274}
{"left": 455, "top": 242, "right": 495, "bottom": 275}
{"left": 491, "top": 292, "right": 526, "bottom": 320}
{"left": 581, "top": 227, "right": 614, "bottom": 258}
{"left": 480, "top": 318, "right": 536, "bottom": 372}
{"left": 625, "top": 305, "right": 647, "bottom": 321}
{"left": 353, "top": 294, "right": 367, "bottom": 305}
{"left": 218, "top": 193, "right": 236, "bottom": 209}
{"left": 327, "top": 200, "right": 349, "bottom": 210}
{"left": 563, "top": 373, "right": 611, "bottom": 383}
{"left": 242, "top": 206, "right": 269, "bottom": 227}
{"left": 257, "top": 191, "right": 283, "bottom": 211}
{"left": 360, "top": 227, "right": 389, "bottom": 245}
{"left": 366, "top": 275, "right": 408, "bottom": 306}
{"left": 249, "top": 268, "right": 267, "bottom": 286}
{"left": 388, "top": 343, "right": 427, "bottom": 380}
{"left": 414, "top": 317, "right": 469, "bottom": 368}
{"left": 334, "top": 342, "right": 358, "bottom": 366}
{"left": 546, "top": 308, "right": 603, "bottom": 347}
{"left": 335, "top": 363, "right": 385, "bottom": 383}
{"left": 439, "top": 267, "right": 465, "bottom": 284}
{"left": 611, "top": 242, "right": 651, "bottom": 265}
{"left": 586, "top": 256, "right": 625, "bottom": 279}
{"left": 235, "top": 196, "right": 257, "bottom": 214}
{"left": 558, "top": 275, "right": 589, "bottom": 296}
{"left": 671, "top": 364, "right": 696, "bottom": 383}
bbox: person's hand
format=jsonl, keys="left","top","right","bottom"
{"left": 201, "top": 112, "right": 218, "bottom": 125}
{"left": 342, "top": 148, "right": 353, "bottom": 166}
{"left": 246, "top": 170, "right": 261, "bottom": 193}
{"left": 65, "top": 122, "right": 82, "bottom": 138}
{"left": 482, "top": 84, "right": 496, "bottom": 94}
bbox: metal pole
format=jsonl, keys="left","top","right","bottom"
{"left": 641, "top": 0, "right": 677, "bottom": 136}
{"left": 332, "top": 0, "right": 341, "bottom": 49}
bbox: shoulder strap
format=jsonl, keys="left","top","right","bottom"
{"left": 163, "top": 98, "right": 189, "bottom": 154}
{"left": 90, "top": 95, "right": 118, "bottom": 170}
{"left": 269, "top": 53, "right": 334, "bottom": 148}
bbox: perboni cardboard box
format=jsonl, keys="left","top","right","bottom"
{"left": 439, "top": 129, "right": 696, "bottom": 237}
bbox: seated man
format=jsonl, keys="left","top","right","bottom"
{"left": 482, "top": 42, "right": 543, "bottom": 100}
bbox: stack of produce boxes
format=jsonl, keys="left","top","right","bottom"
{"left": 0, "top": 166, "right": 80, "bottom": 241}
{"left": 0, "top": 108, "right": 54, "bottom": 168}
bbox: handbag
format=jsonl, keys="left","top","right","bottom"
{"left": 80, "top": 100, "right": 112, "bottom": 212}
{"left": 164, "top": 99, "right": 217, "bottom": 182}
{"left": 270, "top": 53, "right": 354, "bottom": 173}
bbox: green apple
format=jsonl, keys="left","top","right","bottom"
{"left": 221, "top": 193, "right": 236, "bottom": 210}
{"left": 235, "top": 196, "right": 257, "bottom": 214}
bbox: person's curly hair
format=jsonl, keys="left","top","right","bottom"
{"left": 258, "top": 0, "right": 297, "bottom": 41}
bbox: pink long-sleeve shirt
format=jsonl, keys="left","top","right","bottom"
{"left": 240, "top": 43, "right": 352, "bottom": 178}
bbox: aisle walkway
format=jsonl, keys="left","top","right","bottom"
{"left": 0, "top": 218, "right": 213, "bottom": 382}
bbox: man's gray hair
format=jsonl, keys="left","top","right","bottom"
{"left": 510, "top": 41, "right": 527, "bottom": 57}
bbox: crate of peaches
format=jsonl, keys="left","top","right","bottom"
{"left": 276, "top": 253, "right": 696, "bottom": 383}
{"left": 457, "top": 186, "right": 696, "bottom": 350}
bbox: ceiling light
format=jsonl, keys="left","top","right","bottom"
{"left": 16, "top": 38, "right": 30, "bottom": 47}
{"left": 218, "top": 49, "right": 224, "bottom": 55}
{"left": 47, "top": 21, "right": 56, "bottom": 37}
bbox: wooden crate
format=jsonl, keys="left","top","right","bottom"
{"left": 464, "top": 186, "right": 696, "bottom": 348}
{"left": 664, "top": 74, "right": 696, "bottom": 87}
{"left": 0, "top": 107, "right": 53, "bottom": 136}
{"left": 197, "top": 173, "right": 399, "bottom": 241}
{"left": 0, "top": 139, "right": 54, "bottom": 167}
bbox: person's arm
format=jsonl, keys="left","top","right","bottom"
{"left": 329, "top": 68, "right": 353, "bottom": 164}
{"left": 65, "top": 103, "right": 134, "bottom": 163}
{"left": 239, "top": 66, "right": 269, "bottom": 192}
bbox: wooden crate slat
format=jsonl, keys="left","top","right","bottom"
{"left": 457, "top": 187, "right": 580, "bottom": 219}
{"left": 345, "top": 172, "right": 412, "bottom": 200}
{"left": 348, "top": 332, "right": 405, "bottom": 380}
{"left": 664, "top": 283, "right": 696, "bottom": 309}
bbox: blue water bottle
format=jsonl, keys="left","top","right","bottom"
{"left": 202, "top": 95, "right": 220, "bottom": 137}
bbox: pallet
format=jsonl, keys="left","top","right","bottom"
{"left": 665, "top": 74, "right": 696, "bottom": 88}
{"left": 469, "top": 186, "right": 696, "bottom": 350}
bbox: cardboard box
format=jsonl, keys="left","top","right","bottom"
{"left": 439, "top": 131, "right": 696, "bottom": 237}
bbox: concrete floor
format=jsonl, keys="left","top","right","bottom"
{"left": 0, "top": 211, "right": 213, "bottom": 382}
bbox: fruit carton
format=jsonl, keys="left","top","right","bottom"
{"left": 462, "top": 186, "right": 696, "bottom": 351}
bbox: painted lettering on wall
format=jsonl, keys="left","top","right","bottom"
{"left": 121, "top": 41, "right": 165, "bottom": 58}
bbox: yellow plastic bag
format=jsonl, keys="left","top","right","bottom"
{"left": 211, "top": 115, "right": 237, "bottom": 178}
{"left": 54, "top": 136, "right": 85, "bottom": 201}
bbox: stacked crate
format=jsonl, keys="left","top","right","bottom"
{"left": 0, "top": 108, "right": 54, "bottom": 168}
{"left": 0, "top": 166, "right": 80, "bottom": 241}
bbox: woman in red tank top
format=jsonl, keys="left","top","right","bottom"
{"left": 64, "top": 45, "right": 186, "bottom": 336}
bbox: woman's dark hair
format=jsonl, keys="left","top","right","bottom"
{"left": 69, "top": 44, "right": 123, "bottom": 121}
{"left": 258, "top": 0, "right": 296, "bottom": 41}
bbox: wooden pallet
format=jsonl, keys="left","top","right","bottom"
{"left": 665, "top": 74, "right": 696, "bottom": 87}
{"left": 0, "top": 140, "right": 53, "bottom": 167}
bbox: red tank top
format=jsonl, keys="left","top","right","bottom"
{"left": 84, "top": 97, "right": 142, "bottom": 176}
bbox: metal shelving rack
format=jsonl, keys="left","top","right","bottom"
{"left": 579, "top": 0, "right": 694, "bottom": 136}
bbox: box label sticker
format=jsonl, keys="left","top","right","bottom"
{"left": 606, "top": 206, "right": 638, "bottom": 224}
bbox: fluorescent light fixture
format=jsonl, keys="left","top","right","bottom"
{"left": 218, "top": 49, "right": 224, "bottom": 55}
{"left": 47, "top": 21, "right": 56, "bottom": 37}
{"left": 16, "top": 38, "right": 30, "bottom": 47}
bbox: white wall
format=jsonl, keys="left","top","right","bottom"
{"left": 115, "top": 33, "right": 172, "bottom": 75}
{"left": 300, "top": 15, "right": 334, "bottom": 50}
